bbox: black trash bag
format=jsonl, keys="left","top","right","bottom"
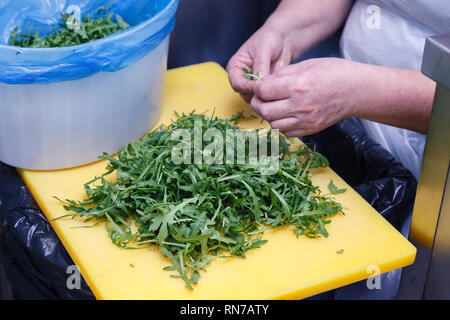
{"left": 0, "top": 164, "right": 95, "bottom": 300}
{"left": 301, "top": 117, "right": 418, "bottom": 300}
{"left": 301, "top": 117, "right": 417, "bottom": 230}
{"left": 0, "top": 117, "right": 417, "bottom": 300}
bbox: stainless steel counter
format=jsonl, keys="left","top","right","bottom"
{"left": 398, "top": 33, "right": 450, "bottom": 299}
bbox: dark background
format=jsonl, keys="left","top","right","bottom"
{"left": 167, "top": 0, "right": 341, "bottom": 69}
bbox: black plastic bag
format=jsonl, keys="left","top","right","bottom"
{"left": 0, "top": 117, "right": 416, "bottom": 300}
{"left": 0, "top": 164, "right": 94, "bottom": 300}
{"left": 301, "top": 117, "right": 417, "bottom": 231}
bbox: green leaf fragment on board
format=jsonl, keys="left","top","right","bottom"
{"left": 328, "top": 180, "right": 347, "bottom": 194}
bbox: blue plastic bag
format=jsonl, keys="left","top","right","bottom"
{"left": 0, "top": 0, "right": 179, "bottom": 84}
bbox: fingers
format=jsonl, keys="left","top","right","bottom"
{"left": 272, "top": 60, "right": 286, "bottom": 73}
{"left": 250, "top": 95, "right": 317, "bottom": 137}
{"left": 278, "top": 120, "right": 331, "bottom": 138}
{"left": 227, "top": 39, "right": 274, "bottom": 94}
{"left": 250, "top": 95, "right": 294, "bottom": 121}
{"left": 226, "top": 35, "right": 293, "bottom": 103}
{"left": 283, "top": 129, "right": 310, "bottom": 138}
{"left": 240, "top": 92, "right": 253, "bottom": 103}
{"left": 227, "top": 58, "right": 256, "bottom": 94}
{"left": 253, "top": 74, "right": 292, "bottom": 101}
{"left": 252, "top": 50, "right": 271, "bottom": 80}
{"left": 270, "top": 120, "right": 315, "bottom": 137}
{"left": 271, "top": 46, "right": 292, "bottom": 73}
{"left": 269, "top": 117, "right": 299, "bottom": 131}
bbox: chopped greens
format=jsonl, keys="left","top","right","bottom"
{"left": 242, "top": 67, "right": 262, "bottom": 81}
{"left": 9, "top": 8, "right": 130, "bottom": 48}
{"left": 55, "top": 112, "right": 344, "bottom": 290}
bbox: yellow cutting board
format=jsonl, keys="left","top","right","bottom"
{"left": 18, "top": 62, "right": 416, "bottom": 300}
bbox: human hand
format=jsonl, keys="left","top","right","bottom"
{"left": 251, "top": 58, "right": 360, "bottom": 137}
{"left": 226, "top": 27, "right": 294, "bottom": 102}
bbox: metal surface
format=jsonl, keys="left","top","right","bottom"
{"left": 398, "top": 33, "right": 450, "bottom": 300}
{"left": 424, "top": 165, "right": 450, "bottom": 299}
{"left": 421, "top": 33, "right": 450, "bottom": 89}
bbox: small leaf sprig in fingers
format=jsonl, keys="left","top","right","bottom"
{"left": 242, "top": 67, "right": 262, "bottom": 81}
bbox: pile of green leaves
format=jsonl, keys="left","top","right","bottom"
{"left": 55, "top": 112, "right": 345, "bottom": 290}
{"left": 9, "top": 8, "right": 130, "bottom": 48}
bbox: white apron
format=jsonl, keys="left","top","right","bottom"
{"left": 340, "top": 0, "right": 450, "bottom": 179}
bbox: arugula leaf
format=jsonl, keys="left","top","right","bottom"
{"left": 242, "top": 67, "right": 262, "bottom": 81}
{"left": 328, "top": 180, "right": 347, "bottom": 194}
{"left": 9, "top": 8, "right": 130, "bottom": 48}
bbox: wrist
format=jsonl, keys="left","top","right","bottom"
{"left": 261, "top": 0, "right": 354, "bottom": 60}
{"left": 334, "top": 60, "right": 369, "bottom": 120}
{"left": 346, "top": 63, "right": 435, "bottom": 133}
{"left": 258, "top": 21, "right": 305, "bottom": 62}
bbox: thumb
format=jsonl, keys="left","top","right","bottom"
{"left": 272, "top": 47, "right": 292, "bottom": 73}
{"left": 252, "top": 50, "right": 271, "bottom": 80}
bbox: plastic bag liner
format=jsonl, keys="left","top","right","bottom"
{"left": 0, "top": 164, "right": 94, "bottom": 299}
{"left": 0, "top": 118, "right": 417, "bottom": 299}
{"left": 302, "top": 118, "right": 417, "bottom": 300}
{"left": 302, "top": 118, "right": 417, "bottom": 231}
{"left": 0, "top": 0, "right": 179, "bottom": 84}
